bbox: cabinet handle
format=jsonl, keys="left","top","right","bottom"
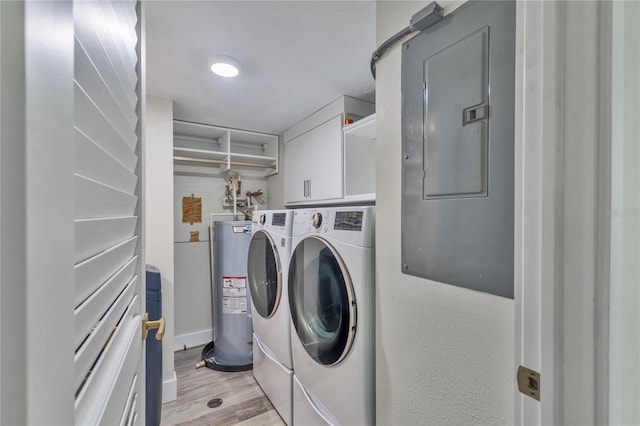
{"left": 308, "top": 180, "right": 311, "bottom": 199}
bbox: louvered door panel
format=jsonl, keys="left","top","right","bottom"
{"left": 73, "top": 1, "right": 143, "bottom": 425}
{"left": 74, "top": 277, "right": 137, "bottom": 392}
{"left": 74, "top": 40, "right": 136, "bottom": 147}
{"left": 75, "top": 128, "right": 138, "bottom": 193}
{"left": 119, "top": 375, "right": 139, "bottom": 426}
{"left": 74, "top": 236, "right": 137, "bottom": 306}
{"left": 74, "top": 257, "right": 137, "bottom": 348}
{"left": 74, "top": 6, "right": 137, "bottom": 113}
{"left": 75, "top": 174, "right": 138, "bottom": 219}
{"left": 75, "top": 217, "right": 137, "bottom": 263}
{"left": 75, "top": 86, "right": 137, "bottom": 155}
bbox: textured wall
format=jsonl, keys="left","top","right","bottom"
{"left": 375, "top": 2, "right": 514, "bottom": 424}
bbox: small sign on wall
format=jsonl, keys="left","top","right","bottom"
{"left": 182, "top": 194, "right": 202, "bottom": 225}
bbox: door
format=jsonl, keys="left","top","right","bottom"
{"left": 0, "top": 1, "right": 147, "bottom": 423}
{"left": 288, "top": 236, "right": 356, "bottom": 366}
{"left": 247, "top": 230, "right": 282, "bottom": 319}
{"left": 284, "top": 132, "right": 308, "bottom": 203}
{"left": 284, "top": 115, "right": 344, "bottom": 204}
{"left": 608, "top": 2, "right": 640, "bottom": 424}
{"left": 73, "top": 1, "right": 147, "bottom": 424}
{"left": 515, "top": 1, "right": 614, "bottom": 424}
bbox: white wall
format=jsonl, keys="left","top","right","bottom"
{"left": 174, "top": 241, "right": 211, "bottom": 349}
{"left": 375, "top": 2, "right": 514, "bottom": 424}
{"left": 144, "top": 95, "right": 176, "bottom": 402}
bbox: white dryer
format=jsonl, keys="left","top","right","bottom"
{"left": 247, "top": 210, "right": 294, "bottom": 425}
{"left": 288, "top": 206, "right": 375, "bottom": 425}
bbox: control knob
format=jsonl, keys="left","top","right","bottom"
{"left": 259, "top": 214, "right": 266, "bottom": 225}
{"left": 311, "top": 213, "right": 323, "bottom": 229}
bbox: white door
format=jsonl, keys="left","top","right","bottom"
{"left": 73, "top": 1, "right": 147, "bottom": 425}
{"left": 284, "top": 115, "right": 344, "bottom": 204}
{"left": 515, "top": 1, "right": 614, "bottom": 424}
{"left": 0, "top": 1, "right": 147, "bottom": 424}
{"left": 608, "top": 2, "right": 640, "bottom": 424}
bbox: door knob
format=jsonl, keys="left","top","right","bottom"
{"left": 142, "top": 313, "right": 165, "bottom": 341}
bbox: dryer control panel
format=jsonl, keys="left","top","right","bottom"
{"left": 334, "top": 211, "right": 363, "bottom": 232}
{"left": 292, "top": 207, "right": 374, "bottom": 248}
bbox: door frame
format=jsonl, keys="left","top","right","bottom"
{"left": 1, "top": 0, "right": 75, "bottom": 423}
{"left": 514, "top": 1, "right": 611, "bottom": 424}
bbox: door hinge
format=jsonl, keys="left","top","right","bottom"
{"left": 517, "top": 365, "right": 540, "bottom": 401}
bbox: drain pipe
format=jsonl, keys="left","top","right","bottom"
{"left": 370, "top": 2, "right": 444, "bottom": 79}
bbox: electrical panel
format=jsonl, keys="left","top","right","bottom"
{"left": 401, "top": 0, "right": 516, "bottom": 298}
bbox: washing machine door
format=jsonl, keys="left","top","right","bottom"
{"left": 247, "top": 230, "right": 282, "bottom": 318}
{"left": 289, "top": 236, "right": 356, "bottom": 366}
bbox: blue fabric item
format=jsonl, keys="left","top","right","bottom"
{"left": 145, "top": 265, "right": 163, "bottom": 426}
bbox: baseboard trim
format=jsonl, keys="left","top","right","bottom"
{"left": 174, "top": 328, "right": 212, "bottom": 351}
{"left": 162, "top": 371, "right": 177, "bottom": 403}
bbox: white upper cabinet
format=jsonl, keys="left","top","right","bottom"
{"left": 283, "top": 96, "right": 374, "bottom": 205}
{"left": 173, "top": 120, "right": 279, "bottom": 177}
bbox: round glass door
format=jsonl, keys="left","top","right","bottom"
{"left": 288, "top": 236, "right": 356, "bottom": 366}
{"left": 247, "top": 230, "right": 281, "bottom": 318}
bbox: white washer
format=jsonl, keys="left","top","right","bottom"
{"left": 247, "top": 210, "right": 294, "bottom": 425}
{"left": 288, "top": 206, "right": 375, "bottom": 425}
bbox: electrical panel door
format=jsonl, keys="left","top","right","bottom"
{"left": 401, "top": 0, "right": 515, "bottom": 298}
{"left": 424, "top": 28, "right": 488, "bottom": 199}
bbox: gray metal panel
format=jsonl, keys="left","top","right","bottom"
{"left": 401, "top": 0, "right": 515, "bottom": 298}
{"left": 424, "top": 27, "right": 488, "bottom": 198}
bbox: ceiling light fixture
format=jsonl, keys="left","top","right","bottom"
{"left": 207, "top": 55, "right": 241, "bottom": 78}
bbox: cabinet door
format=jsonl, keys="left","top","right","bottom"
{"left": 306, "top": 115, "right": 343, "bottom": 201}
{"left": 284, "top": 115, "right": 343, "bottom": 204}
{"left": 284, "top": 134, "right": 308, "bottom": 203}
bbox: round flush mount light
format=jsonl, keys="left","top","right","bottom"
{"left": 207, "top": 55, "right": 240, "bottom": 78}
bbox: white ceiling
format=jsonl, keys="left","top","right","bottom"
{"left": 145, "top": 1, "right": 376, "bottom": 135}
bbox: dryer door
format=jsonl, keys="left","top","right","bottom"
{"left": 248, "top": 230, "right": 282, "bottom": 318}
{"left": 288, "top": 236, "right": 356, "bottom": 366}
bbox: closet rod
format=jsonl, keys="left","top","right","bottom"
{"left": 173, "top": 155, "right": 277, "bottom": 169}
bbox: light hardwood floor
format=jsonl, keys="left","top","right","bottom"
{"left": 161, "top": 346, "right": 286, "bottom": 426}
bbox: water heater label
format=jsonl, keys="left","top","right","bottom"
{"left": 223, "top": 276, "right": 247, "bottom": 288}
{"left": 222, "top": 277, "right": 247, "bottom": 313}
{"left": 222, "top": 297, "right": 247, "bottom": 314}
{"left": 222, "top": 276, "right": 247, "bottom": 296}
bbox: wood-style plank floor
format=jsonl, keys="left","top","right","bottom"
{"left": 161, "top": 346, "right": 286, "bottom": 426}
